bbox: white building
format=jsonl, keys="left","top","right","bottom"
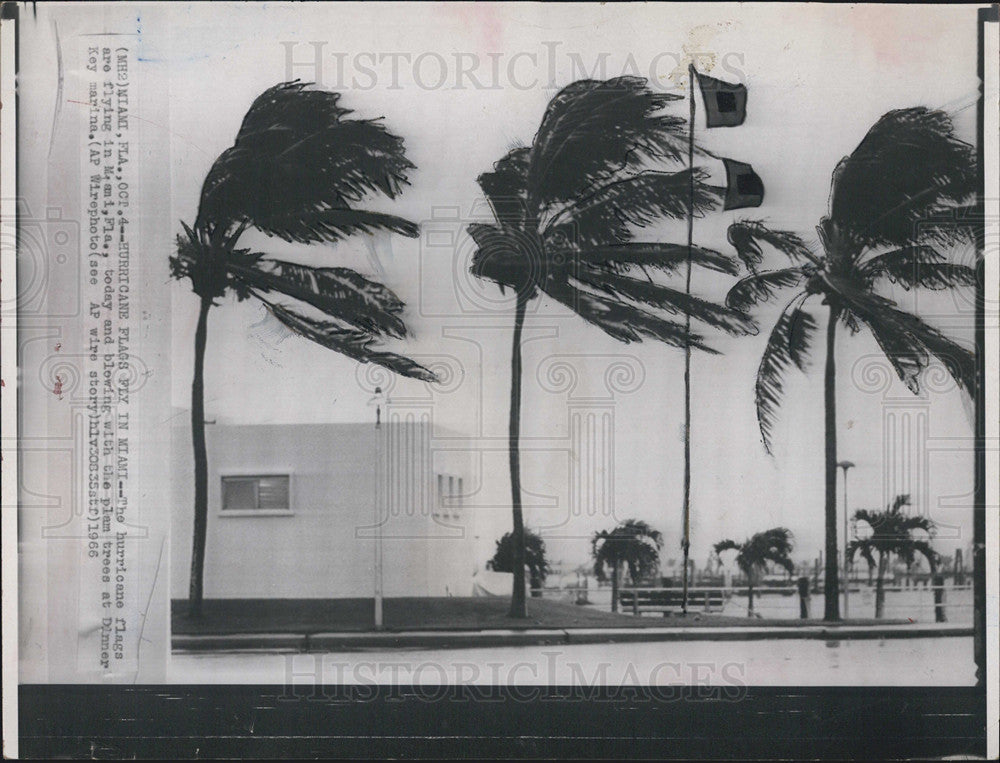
{"left": 170, "top": 415, "right": 478, "bottom": 600}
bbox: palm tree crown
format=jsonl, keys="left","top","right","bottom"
{"left": 470, "top": 76, "right": 755, "bottom": 348}
{"left": 714, "top": 527, "right": 796, "bottom": 580}
{"left": 727, "top": 108, "right": 977, "bottom": 452}
{"left": 171, "top": 80, "right": 436, "bottom": 380}
{"left": 848, "top": 494, "right": 938, "bottom": 572}
{"left": 591, "top": 519, "right": 665, "bottom": 584}
{"left": 488, "top": 529, "right": 552, "bottom": 593}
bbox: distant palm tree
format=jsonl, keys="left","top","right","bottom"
{"left": 848, "top": 494, "right": 938, "bottom": 619}
{"left": 724, "top": 108, "right": 976, "bottom": 621}
{"left": 714, "top": 528, "right": 795, "bottom": 617}
{"left": 171, "top": 82, "right": 436, "bottom": 618}
{"left": 592, "top": 519, "right": 664, "bottom": 613}
{"left": 468, "top": 76, "right": 755, "bottom": 617}
{"left": 487, "top": 529, "right": 551, "bottom": 597}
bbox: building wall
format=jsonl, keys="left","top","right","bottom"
{"left": 170, "top": 420, "right": 476, "bottom": 599}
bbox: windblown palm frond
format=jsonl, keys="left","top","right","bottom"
{"left": 469, "top": 77, "right": 754, "bottom": 353}
{"left": 714, "top": 528, "right": 795, "bottom": 578}
{"left": 827, "top": 107, "right": 977, "bottom": 252}
{"left": 727, "top": 267, "right": 810, "bottom": 312}
{"left": 859, "top": 245, "right": 978, "bottom": 291}
{"left": 726, "top": 108, "right": 977, "bottom": 459}
{"left": 849, "top": 494, "right": 939, "bottom": 571}
{"left": 528, "top": 77, "right": 686, "bottom": 207}
{"left": 196, "top": 80, "right": 419, "bottom": 243}
{"left": 591, "top": 519, "right": 664, "bottom": 584}
{"left": 727, "top": 220, "right": 818, "bottom": 272}
{"left": 827, "top": 280, "right": 975, "bottom": 396}
{"left": 172, "top": 82, "right": 435, "bottom": 383}
{"left": 754, "top": 300, "right": 818, "bottom": 453}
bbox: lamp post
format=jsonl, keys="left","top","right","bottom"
{"left": 837, "top": 460, "right": 855, "bottom": 619}
{"left": 367, "top": 386, "right": 387, "bottom": 630}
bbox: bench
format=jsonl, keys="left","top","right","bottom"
{"left": 619, "top": 589, "right": 725, "bottom": 616}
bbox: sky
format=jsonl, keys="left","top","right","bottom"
{"left": 44, "top": 2, "right": 980, "bottom": 571}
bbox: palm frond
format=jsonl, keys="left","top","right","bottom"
{"left": 726, "top": 267, "right": 808, "bottom": 312}
{"left": 906, "top": 539, "right": 939, "bottom": 571}
{"left": 545, "top": 168, "right": 720, "bottom": 247}
{"left": 249, "top": 207, "right": 419, "bottom": 245}
{"left": 571, "top": 242, "right": 739, "bottom": 275}
{"left": 263, "top": 300, "right": 437, "bottom": 382}
{"left": 727, "top": 220, "right": 819, "bottom": 271}
{"left": 860, "top": 245, "right": 978, "bottom": 291}
{"left": 827, "top": 107, "right": 976, "bottom": 249}
{"left": 543, "top": 279, "right": 716, "bottom": 351}
{"left": 228, "top": 259, "right": 408, "bottom": 338}
{"left": 831, "top": 279, "right": 975, "bottom": 396}
{"left": 847, "top": 539, "right": 877, "bottom": 570}
{"left": 196, "top": 81, "right": 416, "bottom": 238}
{"left": 575, "top": 268, "right": 757, "bottom": 336}
{"left": 477, "top": 147, "right": 532, "bottom": 226}
{"left": 467, "top": 223, "right": 537, "bottom": 294}
{"left": 754, "top": 299, "right": 818, "bottom": 453}
{"left": 528, "top": 77, "right": 687, "bottom": 207}
{"left": 714, "top": 539, "right": 740, "bottom": 555}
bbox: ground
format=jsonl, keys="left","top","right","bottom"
{"left": 171, "top": 597, "right": 907, "bottom": 635}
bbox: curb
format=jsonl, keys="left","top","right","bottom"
{"left": 172, "top": 625, "right": 973, "bottom": 653}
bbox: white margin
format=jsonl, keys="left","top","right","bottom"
{"left": 1, "top": 8, "right": 20, "bottom": 760}
{"left": 983, "top": 11, "right": 999, "bottom": 761}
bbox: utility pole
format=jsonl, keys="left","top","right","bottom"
{"left": 838, "top": 460, "right": 855, "bottom": 619}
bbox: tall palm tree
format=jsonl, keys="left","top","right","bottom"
{"left": 171, "top": 81, "right": 436, "bottom": 618}
{"left": 724, "top": 107, "right": 977, "bottom": 621}
{"left": 468, "top": 76, "right": 755, "bottom": 617}
{"left": 848, "top": 494, "right": 938, "bottom": 619}
{"left": 714, "top": 527, "right": 795, "bottom": 617}
{"left": 591, "top": 519, "right": 664, "bottom": 613}
{"left": 487, "top": 529, "right": 551, "bottom": 597}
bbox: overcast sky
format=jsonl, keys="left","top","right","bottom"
{"left": 38, "top": 2, "right": 980, "bottom": 570}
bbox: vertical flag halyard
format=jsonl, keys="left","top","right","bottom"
{"left": 682, "top": 64, "right": 763, "bottom": 614}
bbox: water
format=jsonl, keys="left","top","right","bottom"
{"left": 170, "top": 637, "right": 975, "bottom": 686}
{"left": 572, "top": 585, "right": 973, "bottom": 623}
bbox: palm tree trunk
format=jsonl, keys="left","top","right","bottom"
{"left": 508, "top": 294, "right": 529, "bottom": 618}
{"left": 747, "top": 579, "right": 755, "bottom": 617}
{"left": 823, "top": 304, "right": 841, "bottom": 621}
{"left": 875, "top": 551, "right": 887, "bottom": 619}
{"left": 187, "top": 296, "right": 212, "bottom": 618}
{"left": 611, "top": 559, "right": 620, "bottom": 613}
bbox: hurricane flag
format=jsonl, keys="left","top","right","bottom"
{"left": 721, "top": 158, "right": 765, "bottom": 210}
{"left": 693, "top": 68, "right": 748, "bottom": 127}
{"left": 690, "top": 64, "right": 764, "bottom": 210}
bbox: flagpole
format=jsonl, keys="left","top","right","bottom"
{"left": 682, "top": 64, "right": 695, "bottom": 616}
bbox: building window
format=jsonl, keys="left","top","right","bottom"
{"left": 221, "top": 475, "right": 291, "bottom": 513}
{"left": 433, "top": 473, "right": 463, "bottom": 521}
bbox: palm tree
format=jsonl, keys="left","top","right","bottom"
{"left": 714, "top": 528, "right": 795, "bottom": 617}
{"left": 724, "top": 108, "right": 976, "bottom": 621}
{"left": 848, "top": 494, "right": 938, "bottom": 619}
{"left": 487, "top": 529, "right": 551, "bottom": 597}
{"left": 171, "top": 81, "right": 436, "bottom": 618}
{"left": 591, "top": 519, "right": 664, "bottom": 613}
{"left": 468, "top": 76, "right": 755, "bottom": 617}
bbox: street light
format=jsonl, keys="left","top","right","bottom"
{"left": 837, "top": 460, "right": 855, "bottom": 619}
{"left": 367, "top": 386, "right": 387, "bottom": 630}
